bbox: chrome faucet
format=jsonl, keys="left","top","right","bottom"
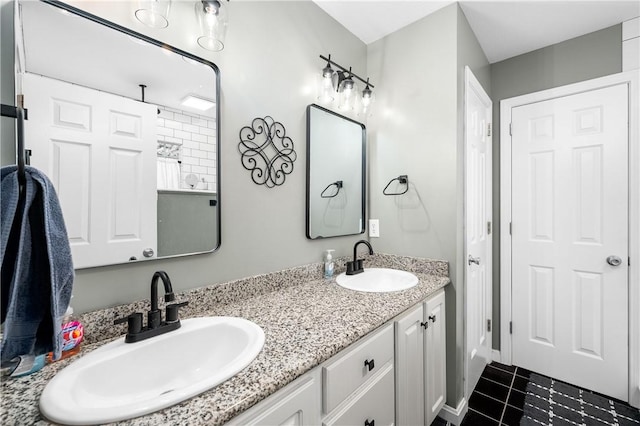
{"left": 346, "top": 240, "right": 374, "bottom": 275}
{"left": 114, "top": 271, "right": 188, "bottom": 343}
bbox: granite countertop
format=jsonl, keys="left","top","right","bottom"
{"left": 0, "top": 253, "right": 449, "bottom": 425}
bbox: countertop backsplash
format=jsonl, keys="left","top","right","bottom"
{"left": 79, "top": 253, "right": 448, "bottom": 345}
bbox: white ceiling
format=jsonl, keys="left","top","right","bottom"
{"left": 312, "top": 0, "right": 640, "bottom": 63}
{"left": 19, "top": 0, "right": 217, "bottom": 117}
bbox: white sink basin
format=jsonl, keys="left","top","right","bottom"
{"left": 40, "top": 316, "right": 265, "bottom": 425}
{"left": 336, "top": 268, "right": 419, "bottom": 292}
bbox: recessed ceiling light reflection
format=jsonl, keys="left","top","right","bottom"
{"left": 181, "top": 94, "right": 215, "bottom": 111}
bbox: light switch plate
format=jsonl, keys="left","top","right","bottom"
{"left": 369, "top": 219, "right": 380, "bottom": 238}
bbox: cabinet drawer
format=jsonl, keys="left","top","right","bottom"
{"left": 323, "top": 363, "right": 395, "bottom": 426}
{"left": 323, "top": 323, "right": 394, "bottom": 414}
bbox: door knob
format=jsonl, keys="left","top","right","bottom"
{"left": 606, "top": 255, "right": 622, "bottom": 267}
{"left": 143, "top": 248, "right": 155, "bottom": 258}
{"left": 468, "top": 255, "right": 480, "bottom": 266}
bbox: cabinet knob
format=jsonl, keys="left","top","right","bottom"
{"left": 420, "top": 321, "right": 428, "bottom": 329}
{"left": 429, "top": 314, "right": 436, "bottom": 323}
{"left": 365, "top": 419, "right": 375, "bottom": 426}
{"left": 364, "top": 359, "right": 375, "bottom": 372}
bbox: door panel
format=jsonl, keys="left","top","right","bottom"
{"left": 465, "top": 68, "right": 493, "bottom": 398}
{"left": 22, "top": 73, "right": 157, "bottom": 268}
{"left": 511, "top": 83, "right": 629, "bottom": 400}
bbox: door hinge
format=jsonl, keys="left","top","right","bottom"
{"left": 487, "top": 221, "right": 492, "bottom": 235}
{"left": 509, "top": 222, "right": 512, "bottom": 235}
{"left": 487, "top": 319, "right": 491, "bottom": 332}
{"left": 629, "top": 257, "right": 632, "bottom": 266}
{"left": 509, "top": 321, "right": 513, "bottom": 334}
{"left": 509, "top": 123, "right": 512, "bottom": 136}
{"left": 487, "top": 123, "right": 492, "bottom": 137}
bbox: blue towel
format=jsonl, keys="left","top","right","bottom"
{"left": 1, "top": 165, "right": 74, "bottom": 362}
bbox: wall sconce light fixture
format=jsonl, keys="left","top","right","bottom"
{"left": 135, "top": 0, "right": 172, "bottom": 29}
{"left": 196, "top": 0, "right": 229, "bottom": 52}
{"left": 318, "top": 54, "right": 375, "bottom": 115}
{"left": 134, "top": 0, "right": 229, "bottom": 51}
{"left": 318, "top": 55, "right": 337, "bottom": 103}
{"left": 337, "top": 68, "right": 356, "bottom": 111}
{"left": 358, "top": 78, "right": 374, "bottom": 117}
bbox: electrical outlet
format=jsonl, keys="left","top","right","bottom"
{"left": 369, "top": 219, "right": 380, "bottom": 238}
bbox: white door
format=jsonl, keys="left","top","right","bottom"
{"left": 22, "top": 73, "right": 158, "bottom": 268}
{"left": 464, "top": 67, "right": 493, "bottom": 399}
{"left": 511, "top": 83, "right": 629, "bottom": 400}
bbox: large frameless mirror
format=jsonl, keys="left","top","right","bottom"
{"left": 15, "top": 0, "right": 221, "bottom": 269}
{"left": 306, "top": 104, "right": 365, "bottom": 239}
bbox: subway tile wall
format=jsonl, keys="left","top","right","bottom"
{"left": 157, "top": 106, "right": 217, "bottom": 191}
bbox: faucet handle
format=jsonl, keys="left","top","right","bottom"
{"left": 346, "top": 259, "right": 364, "bottom": 275}
{"left": 166, "top": 301, "right": 189, "bottom": 323}
{"left": 114, "top": 312, "right": 143, "bottom": 335}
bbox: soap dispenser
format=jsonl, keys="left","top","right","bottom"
{"left": 323, "top": 249, "right": 335, "bottom": 279}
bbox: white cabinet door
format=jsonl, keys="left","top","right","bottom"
{"left": 22, "top": 73, "right": 158, "bottom": 268}
{"left": 226, "top": 369, "right": 321, "bottom": 426}
{"left": 395, "top": 290, "right": 447, "bottom": 426}
{"left": 395, "top": 303, "right": 425, "bottom": 426}
{"left": 425, "top": 290, "right": 446, "bottom": 426}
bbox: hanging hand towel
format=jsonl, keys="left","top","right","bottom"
{"left": 1, "top": 166, "right": 74, "bottom": 362}
{"left": 157, "top": 157, "right": 180, "bottom": 190}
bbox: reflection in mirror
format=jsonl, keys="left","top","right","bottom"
{"left": 306, "top": 104, "right": 365, "bottom": 239}
{"left": 16, "top": 0, "right": 220, "bottom": 269}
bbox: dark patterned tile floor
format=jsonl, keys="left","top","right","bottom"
{"left": 450, "top": 362, "right": 640, "bottom": 426}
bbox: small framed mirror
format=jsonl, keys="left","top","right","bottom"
{"left": 16, "top": 0, "right": 221, "bottom": 268}
{"left": 306, "top": 104, "right": 366, "bottom": 239}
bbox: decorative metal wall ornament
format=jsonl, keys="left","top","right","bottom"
{"left": 238, "top": 116, "right": 297, "bottom": 188}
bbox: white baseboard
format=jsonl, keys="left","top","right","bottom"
{"left": 439, "top": 398, "right": 468, "bottom": 425}
{"left": 492, "top": 349, "right": 502, "bottom": 363}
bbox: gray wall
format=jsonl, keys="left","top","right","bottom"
{"left": 367, "top": 3, "right": 490, "bottom": 408}
{"left": 1, "top": 0, "right": 15, "bottom": 166}
{"left": 489, "top": 24, "right": 622, "bottom": 349}
{"left": 157, "top": 192, "right": 218, "bottom": 257}
{"left": 2, "top": 1, "right": 369, "bottom": 312}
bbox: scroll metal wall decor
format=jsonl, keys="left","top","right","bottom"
{"left": 238, "top": 116, "right": 297, "bottom": 188}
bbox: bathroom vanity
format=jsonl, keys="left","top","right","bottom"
{"left": 0, "top": 254, "right": 449, "bottom": 425}
{"left": 228, "top": 289, "right": 446, "bottom": 426}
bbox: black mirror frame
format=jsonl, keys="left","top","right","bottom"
{"left": 31, "top": 0, "right": 222, "bottom": 260}
{"left": 305, "top": 103, "right": 366, "bottom": 240}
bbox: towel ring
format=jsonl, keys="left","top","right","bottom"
{"left": 383, "top": 175, "right": 408, "bottom": 196}
{"left": 321, "top": 180, "right": 343, "bottom": 198}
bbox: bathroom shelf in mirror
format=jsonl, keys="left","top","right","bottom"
{"left": 157, "top": 189, "right": 217, "bottom": 196}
